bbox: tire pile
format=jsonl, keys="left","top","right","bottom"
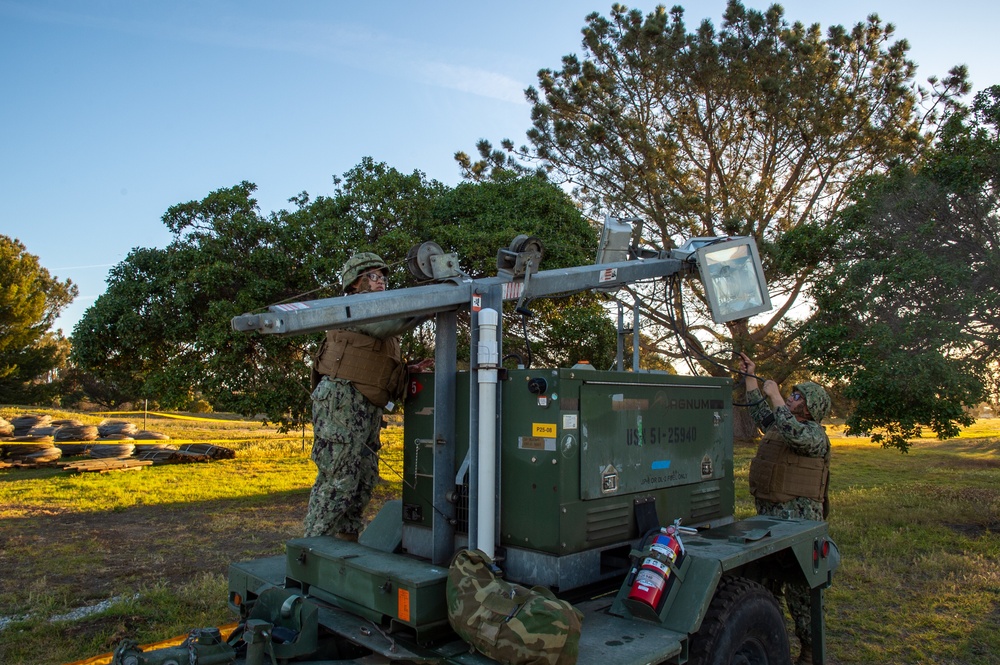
{"left": 0, "top": 414, "right": 201, "bottom": 466}
{"left": 2, "top": 414, "right": 63, "bottom": 463}
{"left": 54, "top": 422, "right": 99, "bottom": 455}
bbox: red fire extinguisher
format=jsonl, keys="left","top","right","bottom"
{"left": 627, "top": 524, "right": 684, "bottom": 609}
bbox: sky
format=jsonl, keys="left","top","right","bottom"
{"left": 2, "top": 0, "right": 998, "bottom": 335}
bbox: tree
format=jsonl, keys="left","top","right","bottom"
{"left": 72, "top": 181, "right": 320, "bottom": 424}
{"left": 457, "top": 1, "right": 967, "bottom": 384}
{"left": 0, "top": 236, "right": 77, "bottom": 404}
{"left": 427, "top": 172, "right": 617, "bottom": 368}
{"left": 71, "top": 161, "right": 613, "bottom": 427}
{"left": 803, "top": 86, "right": 1000, "bottom": 451}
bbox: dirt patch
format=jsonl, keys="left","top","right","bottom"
{"left": 932, "top": 456, "right": 1000, "bottom": 470}
{"left": 0, "top": 491, "right": 309, "bottom": 609}
{"left": 917, "top": 485, "right": 1000, "bottom": 504}
{"left": 944, "top": 521, "right": 1000, "bottom": 539}
{"left": 60, "top": 614, "right": 148, "bottom": 651}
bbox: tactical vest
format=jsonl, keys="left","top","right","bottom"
{"left": 313, "top": 329, "right": 406, "bottom": 408}
{"left": 748, "top": 428, "right": 830, "bottom": 504}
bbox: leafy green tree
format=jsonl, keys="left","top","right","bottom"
{"left": 803, "top": 86, "right": 1000, "bottom": 451}
{"left": 0, "top": 236, "right": 77, "bottom": 404}
{"left": 72, "top": 182, "right": 317, "bottom": 424}
{"left": 427, "top": 172, "right": 617, "bottom": 368}
{"left": 71, "top": 161, "right": 613, "bottom": 427}
{"left": 458, "top": 1, "right": 967, "bottom": 382}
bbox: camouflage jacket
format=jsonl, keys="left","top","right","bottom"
{"left": 746, "top": 388, "right": 829, "bottom": 458}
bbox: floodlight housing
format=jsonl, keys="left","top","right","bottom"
{"left": 695, "top": 238, "right": 772, "bottom": 323}
{"left": 595, "top": 216, "right": 633, "bottom": 265}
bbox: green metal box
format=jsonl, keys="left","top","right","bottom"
{"left": 402, "top": 368, "right": 734, "bottom": 587}
{"left": 283, "top": 537, "right": 450, "bottom": 642}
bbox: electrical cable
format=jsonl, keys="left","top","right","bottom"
{"left": 663, "top": 274, "right": 699, "bottom": 375}
{"left": 375, "top": 446, "right": 460, "bottom": 526}
{"left": 514, "top": 304, "right": 533, "bottom": 369}
{"left": 502, "top": 352, "right": 525, "bottom": 367}
{"left": 660, "top": 273, "right": 767, "bottom": 407}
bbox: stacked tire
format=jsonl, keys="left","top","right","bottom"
{"left": 88, "top": 443, "right": 135, "bottom": 459}
{"left": 54, "top": 424, "right": 100, "bottom": 456}
{"left": 3, "top": 435, "right": 61, "bottom": 463}
{"left": 11, "top": 414, "right": 52, "bottom": 436}
{"left": 2, "top": 413, "right": 179, "bottom": 464}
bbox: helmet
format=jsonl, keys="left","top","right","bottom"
{"left": 793, "top": 381, "right": 831, "bottom": 423}
{"left": 340, "top": 252, "right": 388, "bottom": 292}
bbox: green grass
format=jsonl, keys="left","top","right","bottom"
{"left": 732, "top": 421, "right": 1000, "bottom": 664}
{"left": 0, "top": 406, "right": 411, "bottom": 664}
{"left": 1, "top": 407, "right": 999, "bottom": 663}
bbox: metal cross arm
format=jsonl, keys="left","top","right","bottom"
{"left": 231, "top": 283, "right": 470, "bottom": 336}
{"left": 230, "top": 256, "right": 692, "bottom": 338}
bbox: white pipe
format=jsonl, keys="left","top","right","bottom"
{"left": 476, "top": 308, "right": 499, "bottom": 558}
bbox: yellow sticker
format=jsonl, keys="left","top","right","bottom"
{"left": 398, "top": 588, "right": 411, "bottom": 622}
{"left": 533, "top": 423, "right": 557, "bottom": 437}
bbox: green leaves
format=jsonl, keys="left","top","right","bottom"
{"left": 0, "top": 236, "right": 77, "bottom": 404}
{"left": 69, "top": 162, "right": 612, "bottom": 426}
{"left": 72, "top": 183, "right": 317, "bottom": 426}
{"left": 463, "top": 1, "right": 964, "bottom": 382}
{"left": 804, "top": 86, "right": 1000, "bottom": 451}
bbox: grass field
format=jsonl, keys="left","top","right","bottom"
{"left": 1, "top": 406, "right": 998, "bottom": 664}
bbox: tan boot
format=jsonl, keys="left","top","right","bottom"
{"left": 335, "top": 532, "right": 359, "bottom": 542}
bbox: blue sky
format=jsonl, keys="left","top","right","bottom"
{"left": 2, "top": 0, "right": 997, "bottom": 334}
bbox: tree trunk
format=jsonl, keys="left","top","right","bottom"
{"left": 728, "top": 319, "right": 759, "bottom": 446}
{"left": 733, "top": 406, "right": 759, "bottom": 446}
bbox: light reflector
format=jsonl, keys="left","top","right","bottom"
{"left": 696, "top": 238, "right": 772, "bottom": 323}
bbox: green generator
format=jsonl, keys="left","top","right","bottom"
{"left": 117, "top": 231, "right": 840, "bottom": 665}
{"left": 401, "top": 366, "right": 734, "bottom": 591}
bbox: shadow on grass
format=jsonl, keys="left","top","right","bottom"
{"left": 0, "top": 488, "right": 311, "bottom": 612}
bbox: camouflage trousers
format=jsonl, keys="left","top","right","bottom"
{"left": 756, "top": 497, "right": 825, "bottom": 652}
{"left": 303, "top": 377, "right": 383, "bottom": 538}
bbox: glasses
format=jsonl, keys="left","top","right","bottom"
{"left": 363, "top": 271, "right": 386, "bottom": 283}
{"left": 790, "top": 391, "right": 803, "bottom": 402}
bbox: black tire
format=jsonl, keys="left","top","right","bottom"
{"left": 688, "top": 576, "right": 791, "bottom": 665}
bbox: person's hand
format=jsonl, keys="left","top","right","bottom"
{"left": 762, "top": 379, "right": 783, "bottom": 408}
{"left": 739, "top": 352, "right": 759, "bottom": 392}
{"left": 408, "top": 358, "right": 434, "bottom": 373}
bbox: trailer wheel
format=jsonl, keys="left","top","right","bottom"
{"left": 688, "top": 576, "right": 790, "bottom": 665}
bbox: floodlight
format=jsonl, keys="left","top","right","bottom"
{"left": 696, "top": 238, "right": 772, "bottom": 323}
{"left": 596, "top": 216, "right": 633, "bottom": 265}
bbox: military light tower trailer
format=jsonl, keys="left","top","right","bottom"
{"left": 112, "top": 218, "right": 839, "bottom": 665}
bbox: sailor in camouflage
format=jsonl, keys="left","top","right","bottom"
{"left": 738, "top": 353, "right": 831, "bottom": 665}
{"left": 303, "top": 253, "right": 430, "bottom": 539}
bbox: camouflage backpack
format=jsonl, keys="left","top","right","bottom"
{"left": 446, "top": 549, "right": 584, "bottom": 665}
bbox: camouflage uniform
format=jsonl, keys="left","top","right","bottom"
{"left": 747, "top": 381, "right": 831, "bottom": 659}
{"left": 303, "top": 375, "right": 384, "bottom": 537}
{"left": 303, "top": 252, "right": 428, "bottom": 538}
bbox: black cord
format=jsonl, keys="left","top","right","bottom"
{"left": 663, "top": 275, "right": 699, "bottom": 375}
{"left": 662, "top": 274, "right": 767, "bottom": 408}
{"left": 502, "top": 352, "right": 525, "bottom": 367}
{"left": 514, "top": 305, "right": 533, "bottom": 369}
{"left": 376, "top": 447, "right": 459, "bottom": 525}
